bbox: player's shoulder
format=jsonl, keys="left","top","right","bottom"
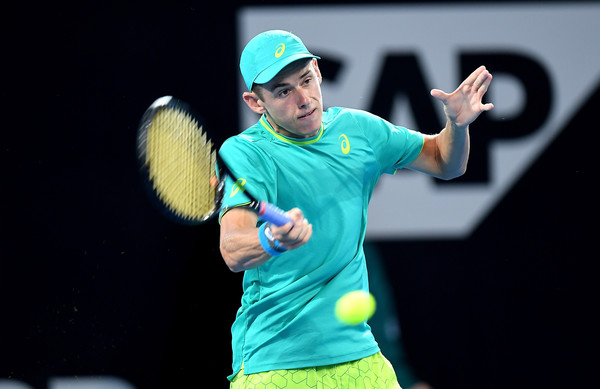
{"left": 323, "top": 106, "right": 352, "bottom": 121}
{"left": 223, "top": 120, "right": 264, "bottom": 144}
{"left": 323, "top": 106, "right": 380, "bottom": 128}
{"left": 220, "top": 122, "right": 270, "bottom": 156}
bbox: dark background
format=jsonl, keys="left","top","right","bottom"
{"left": 2, "top": 1, "right": 595, "bottom": 388}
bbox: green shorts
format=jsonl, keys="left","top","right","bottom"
{"left": 229, "top": 352, "right": 401, "bottom": 389}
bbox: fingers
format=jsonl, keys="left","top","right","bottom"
{"left": 464, "top": 65, "right": 487, "bottom": 86}
{"left": 283, "top": 219, "right": 312, "bottom": 249}
{"left": 431, "top": 66, "right": 492, "bottom": 104}
{"left": 473, "top": 66, "right": 492, "bottom": 92}
{"left": 432, "top": 65, "right": 491, "bottom": 94}
{"left": 457, "top": 66, "right": 494, "bottom": 114}
{"left": 270, "top": 208, "right": 312, "bottom": 249}
{"left": 474, "top": 67, "right": 494, "bottom": 111}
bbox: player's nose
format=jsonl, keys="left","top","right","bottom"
{"left": 296, "top": 87, "right": 311, "bottom": 108}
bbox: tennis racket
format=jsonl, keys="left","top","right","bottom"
{"left": 137, "top": 95, "right": 291, "bottom": 226}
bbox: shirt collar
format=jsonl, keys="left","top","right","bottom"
{"left": 259, "top": 115, "right": 324, "bottom": 145}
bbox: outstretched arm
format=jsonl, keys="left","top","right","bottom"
{"left": 408, "top": 66, "right": 494, "bottom": 180}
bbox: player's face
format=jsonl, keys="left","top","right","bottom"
{"left": 256, "top": 59, "right": 323, "bottom": 139}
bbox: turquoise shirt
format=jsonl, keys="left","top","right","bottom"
{"left": 219, "top": 107, "right": 424, "bottom": 379}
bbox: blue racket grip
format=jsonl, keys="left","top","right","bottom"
{"left": 258, "top": 201, "right": 292, "bottom": 226}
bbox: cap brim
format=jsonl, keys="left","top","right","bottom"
{"left": 253, "top": 53, "right": 320, "bottom": 86}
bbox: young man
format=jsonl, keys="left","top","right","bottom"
{"left": 219, "top": 30, "right": 493, "bottom": 388}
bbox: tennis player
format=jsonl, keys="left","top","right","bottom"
{"left": 219, "top": 30, "right": 493, "bottom": 388}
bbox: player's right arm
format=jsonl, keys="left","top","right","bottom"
{"left": 220, "top": 207, "right": 312, "bottom": 272}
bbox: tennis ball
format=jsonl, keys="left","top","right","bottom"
{"left": 335, "top": 290, "right": 377, "bottom": 326}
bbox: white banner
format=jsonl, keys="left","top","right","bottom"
{"left": 237, "top": 3, "right": 600, "bottom": 239}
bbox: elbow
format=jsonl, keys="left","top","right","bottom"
{"left": 220, "top": 247, "right": 245, "bottom": 273}
{"left": 220, "top": 232, "right": 246, "bottom": 273}
{"left": 439, "top": 165, "right": 467, "bottom": 181}
{"left": 228, "top": 264, "right": 245, "bottom": 273}
{"left": 224, "top": 257, "right": 245, "bottom": 273}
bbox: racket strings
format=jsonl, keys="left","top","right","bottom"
{"left": 145, "top": 107, "right": 217, "bottom": 221}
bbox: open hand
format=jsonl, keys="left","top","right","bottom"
{"left": 430, "top": 65, "right": 494, "bottom": 128}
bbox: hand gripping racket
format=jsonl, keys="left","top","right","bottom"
{"left": 137, "top": 96, "right": 291, "bottom": 226}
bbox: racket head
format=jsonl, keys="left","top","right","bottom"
{"left": 137, "top": 96, "right": 223, "bottom": 225}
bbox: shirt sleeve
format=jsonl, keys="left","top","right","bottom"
{"left": 217, "top": 136, "right": 276, "bottom": 223}
{"left": 351, "top": 109, "right": 424, "bottom": 174}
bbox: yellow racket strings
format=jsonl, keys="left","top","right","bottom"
{"left": 145, "top": 107, "right": 217, "bottom": 221}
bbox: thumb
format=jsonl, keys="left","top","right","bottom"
{"left": 430, "top": 88, "right": 449, "bottom": 103}
{"left": 481, "top": 102, "right": 495, "bottom": 111}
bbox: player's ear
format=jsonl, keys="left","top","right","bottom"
{"left": 312, "top": 58, "right": 322, "bottom": 84}
{"left": 243, "top": 91, "right": 266, "bottom": 114}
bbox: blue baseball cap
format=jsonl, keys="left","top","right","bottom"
{"left": 240, "top": 30, "right": 320, "bottom": 91}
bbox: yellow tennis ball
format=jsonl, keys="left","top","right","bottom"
{"left": 335, "top": 290, "right": 377, "bottom": 326}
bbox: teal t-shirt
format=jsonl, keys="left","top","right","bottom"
{"left": 219, "top": 107, "right": 424, "bottom": 379}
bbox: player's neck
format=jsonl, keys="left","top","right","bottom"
{"left": 264, "top": 114, "right": 320, "bottom": 139}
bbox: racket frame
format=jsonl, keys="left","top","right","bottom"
{"left": 137, "top": 96, "right": 290, "bottom": 226}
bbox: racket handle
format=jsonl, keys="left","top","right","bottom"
{"left": 258, "top": 201, "right": 292, "bottom": 226}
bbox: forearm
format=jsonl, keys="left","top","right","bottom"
{"left": 220, "top": 227, "right": 271, "bottom": 272}
{"left": 434, "top": 118, "right": 470, "bottom": 180}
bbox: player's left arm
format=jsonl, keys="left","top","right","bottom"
{"left": 407, "top": 66, "right": 494, "bottom": 180}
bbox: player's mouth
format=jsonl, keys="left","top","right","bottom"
{"left": 298, "top": 108, "right": 316, "bottom": 120}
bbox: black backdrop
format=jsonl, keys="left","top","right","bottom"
{"left": 2, "top": 1, "right": 595, "bottom": 388}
